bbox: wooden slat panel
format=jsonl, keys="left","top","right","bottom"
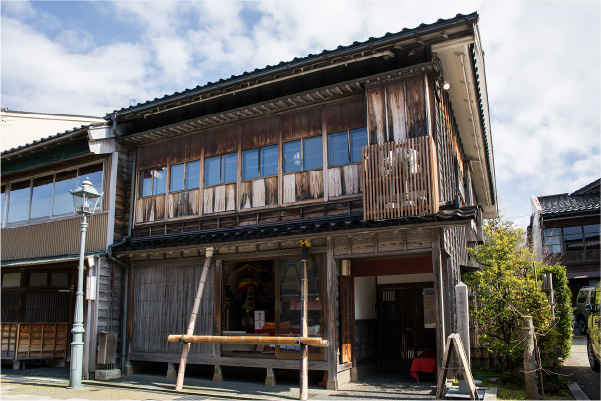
{"left": 405, "top": 78, "right": 427, "bottom": 138}
{"left": 204, "top": 126, "right": 238, "bottom": 157}
{"left": 309, "top": 170, "right": 323, "bottom": 200}
{"left": 131, "top": 263, "right": 214, "bottom": 355}
{"left": 1, "top": 213, "right": 109, "bottom": 261}
{"left": 240, "top": 116, "right": 280, "bottom": 149}
{"left": 366, "top": 87, "right": 386, "bottom": 145}
{"left": 386, "top": 84, "right": 407, "bottom": 142}
{"left": 282, "top": 107, "right": 322, "bottom": 141}
{"left": 168, "top": 190, "right": 200, "bottom": 219}
{"left": 203, "top": 187, "right": 214, "bottom": 214}
{"left": 283, "top": 174, "right": 296, "bottom": 203}
{"left": 362, "top": 137, "right": 439, "bottom": 220}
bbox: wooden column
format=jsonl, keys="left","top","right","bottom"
{"left": 326, "top": 237, "right": 338, "bottom": 390}
{"left": 300, "top": 241, "right": 309, "bottom": 401}
{"left": 431, "top": 228, "right": 445, "bottom": 374}
{"left": 124, "top": 256, "right": 135, "bottom": 375}
{"left": 175, "top": 247, "right": 214, "bottom": 391}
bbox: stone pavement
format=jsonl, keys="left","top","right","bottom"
{"left": 562, "top": 334, "right": 601, "bottom": 401}
{"left": 2, "top": 366, "right": 437, "bottom": 400}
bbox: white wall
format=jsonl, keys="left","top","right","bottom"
{"left": 354, "top": 276, "right": 377, "bottom": 320}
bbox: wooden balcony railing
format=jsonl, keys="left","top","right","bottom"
{"left": 362, "top": 136, "right": 439, "bottom": 220}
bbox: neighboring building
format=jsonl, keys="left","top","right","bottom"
{"left": 0, "top": 123, "right": 131, "bottom": 379}
{"left": 107, "top": 12, "right": 496, "bottom": 388}
{"left": 0, "top": 109, "right": 105, "bottom": 152}
{"left": 530, "top": 179, "right": 600, "bottom": 303}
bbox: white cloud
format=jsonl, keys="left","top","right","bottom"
{"left": 1, "top": 0, "right": 599, "bottom": 221}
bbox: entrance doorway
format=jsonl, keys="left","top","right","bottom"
{"left": 377, "top": 283, "right": 436, "bottom": 370}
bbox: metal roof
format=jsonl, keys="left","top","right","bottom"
{"left": 1, "top": 123, "right": 103, "bottom": 158}
{"left": 109, "top": 12, "right": 479, "bottom": 119}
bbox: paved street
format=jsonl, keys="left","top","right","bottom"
{"left": 562, "top": 334, "right": 601, "bottom": 401}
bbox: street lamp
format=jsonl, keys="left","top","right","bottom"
{"left": 69, "top": 177, "right": 102, "bottom": 389}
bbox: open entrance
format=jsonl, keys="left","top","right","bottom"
{"left": 220, "top": 257, "right": 325, "bottom": 360}
{"left": 352, "top": 256, "right": 436, "bottom": 376}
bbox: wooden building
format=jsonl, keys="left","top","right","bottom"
{"left": 1, "top": 124, "right": 130, "bottom": 379}
{"left": 530, "top": 179, "right": 600, "bottom": 303}
{"left": 109, "top": 12, "right": 497, "bottom": 388}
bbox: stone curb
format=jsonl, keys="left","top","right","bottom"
{"left": 568, "top": 382, "right": 590, "bottom": 401}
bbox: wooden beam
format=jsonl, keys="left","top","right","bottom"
{"left": 168, "top": 335, "right": 328, "bottom": 347}
{"left": 326, "top": 237, "right": 338, "bottom": 389}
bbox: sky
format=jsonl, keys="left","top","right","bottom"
{"left": 1, "top": 0, "right": 600, "bottom": 228}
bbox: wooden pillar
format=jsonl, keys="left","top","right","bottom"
{"left": 213, "top": 365, "right": 224, "bottom": 382}
{"left": 431, "top": 228, "right": 445, "bottom": 374}
{"left": 326, "top": 237, "right": 338, "bottom": 390}
{"left": 265, "top": 367, "right": 276, "bottom": 386}
{"left": 300, "top": 241, "right": 309, "bottom": 401}
{"left": 166, "top": 362, "right": 177, "bottom": 379}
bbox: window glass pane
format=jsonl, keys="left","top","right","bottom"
{"left": 242, "top": 149, "right": 259, "bottom": 180}
{"left": 350, "top": 127, "right": 368, "bottom": 163}
{"left": 29, "top": 176, "right": 53, "bottom": 220}
{"left": 543, "top": 228, "right": 561, "bottom": 237}
{"left": 7, "top": 181, "right": 31, "bottom": 223}
{"left": 50, "top": 272, "right": 69, "bottom": 288}
{"left": 29, "top": 272, "right": 48, "bottom": 288}
{"left": 221, "top": 153, "right": 238, "bottom": 184}
{"left": 564, "top": 234, "right": 584, "bottom": 251}
{"left": 170, "top": 163, "right": 185, "bottom": 192}
{"left": 584, "top": 225, "right": 600, "bottom": 250}
{"left": 303, "top": 136, "right": 322, "bottom": 170}
{"left": 204, "top": 157, "right": 221, "bottom": 186}
{"left": 544, "top": 244, "right": 562, "bottom": 254}
{"left": 563, "top": 226, "right": 581, "bottom": 236}
{"left": 140, "top": 170, "right": 153, "bottom": 197}
{"left": 261, "top": 145, "right": 278, "bottom": 177}
{"left": 153, "top": 167, "right": 167, "bottom": 195}
{"left": 279, "top": 257, "right": 322, "bottom": 355}
{"left": 577, "top": 290, "right": 589, "bottom": 303}
{"left": 80, "top": 165, "right": 104, "bottom": 213}
{"left": 185, "top": 161, "right": 201, "bottom": 190}
{"left": 328, "top": 131, "right": 350, "bottom": 166}
{"left": 283, "top": 141, "right": 301, "bottom": 173}
{"left": 543, "top": 236, "right": 561, "bottom": 245}
{"left": 2, "top": 272, "right": 21, "bottom": 288}
{"left": 53, "top": 171, "right": 77, "bottom": 216}
{"left": 1, "top": 187, "right": 5, "bottom": 220}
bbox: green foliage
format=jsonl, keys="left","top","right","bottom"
{"left": 464, "top": 219, "right": 572, "bottom": 374}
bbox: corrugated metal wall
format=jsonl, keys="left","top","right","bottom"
{"left": 1, "top": 213, "right": 108, "bottom": 260}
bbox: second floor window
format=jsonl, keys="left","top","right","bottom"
{"left": 170, "top": 160, "right": 201, "bottom": 192}
{"left": 543, "top": 224, "right": 600, "bottom": 254}
{"left": 242, "top": 145, "right": 278, "bottom": 180}
{"left": 6, "top": 164, "right": 103, "bottom": 225}
{"left": 140, "top": 167, "right": 167, "bottom": 197}
{"left": 328, "top": 127, "right": 368, "bottom": 167}
{"left": 283, "top": 136, "right": 322, "bottom": 173}
{"left": 204, "top": 153, "right": 237, "bottom": 186}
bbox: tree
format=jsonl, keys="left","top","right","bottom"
{"left": 464, "top": 219, "right": 572, "bottom": 374}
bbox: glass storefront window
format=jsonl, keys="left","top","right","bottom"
{"left": 29, "top": 272, "right": 48, "bottom": 288}
{"left": 2, "top": 272, "right": 21, "bottom": 288}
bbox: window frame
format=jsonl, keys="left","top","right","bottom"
{"left": 282, "top": 136, "right": 323, "bottom": 174}
{"left": 543, "top": 224, "right": 601, "bottom": 254}
{"left": 327, "top": 126, "right": 368, "bottom": 168}
{"left": 139, "top": 166, "right": 167, "bottom": 197}
{"left": 169, "top": 160, "right": 201, "bottom": 193}
{"left": 3, "top": 162, "right": 105, "bottom": 227}
{"left": 203, "top": 152, "right": 238, "bottom": 187}
{"left": 242, "top": 144, "right": 279, "bottom": 181}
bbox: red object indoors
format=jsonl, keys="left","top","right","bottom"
{"left": 410, "top": 351, "right": 437, "bottom": 381}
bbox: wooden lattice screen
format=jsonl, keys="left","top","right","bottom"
{"left": 362, "top": 136, "right": 439, "bottom": 220}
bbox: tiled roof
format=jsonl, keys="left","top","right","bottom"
{"left": 538, "top": 191, "right": 600, "bottom": 215}
{"left": 114, "top": 207, "right": 478, "bottom": 252}
{"left": 109, "top": 12, "right": 479, "bottom": 118}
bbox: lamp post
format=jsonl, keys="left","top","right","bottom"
{"left": 69, "top": 178, "right": 102, "bottom": 389}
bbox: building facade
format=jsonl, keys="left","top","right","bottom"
{"left": 530, "top": 179, "right": 600, "bottom": 303}
{"left": 107, "top": 12, "right": 496, "bottom": 388}
{"left": 1, "top": 124, "right": 130, "bottom": 378}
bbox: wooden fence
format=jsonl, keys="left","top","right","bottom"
{"left": 362, "top": 137, "right": 439, "bottom": 220}
{"left": 1, "top": 323, "right": 69, "bottom": 361}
